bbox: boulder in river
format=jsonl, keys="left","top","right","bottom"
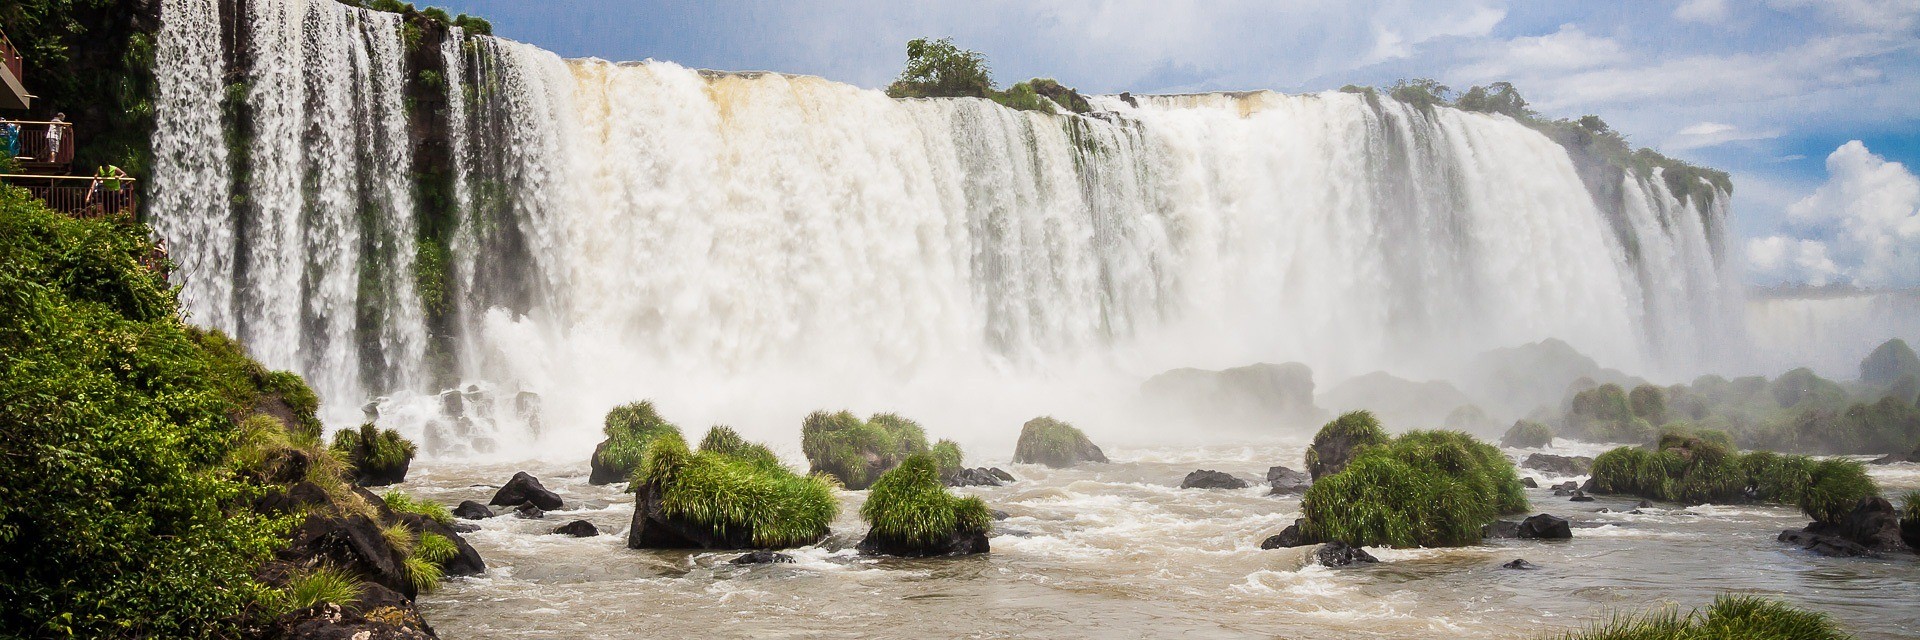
{"left": 858, "top": 454, "right": 993, "bottom": 557}
{"left": 590, "top": 401, "right": 681, "bottom": 485}
{"left": 1839, "top": 496, "right": 1906, "bottom": 551}
{"left": 731, "top": 550, "right": 795, "bottom": 565}
{"left": 1569, "top": 490, "right": 1595, "bottom": 503}
{"left": 1012, "top": 416, "right": 1107, "bottom": 468}
{"left": 945, "top": 467, "right": 1012, "bottom": 487}
{"left": 1181, "top": 469, "right": 1250, "bottom": 490}
{"left": 453, "top": 500, "right": 494, "bottom": 520}
{"left": 553, "top": 520, "right": 599, "bottom": 537}
{"left": 1305, "top": 411, "right": 1389, "bottom": 480}
{"left": 1502, "top": 558, "right": 1538, "bottom": 570}
{"left": 1266, "top": 466, "right": 1311, "bottom": 495}
{"left": 490, "top": 471, "right": 564, "bottom": 510}
{"left": 1521, "top": 477, "right": 1539, "bottom": 488}
{"left": 1518, "top": 514, "right": 1572, "bottom": 539}
{"left": 1260, "top": 520, "right": 1314, "bottom": 549}
{"left": 328, "top": 423, "right": 415, "bottom": 487}
{"left": 1522, "top": 453, "right": 1593, "bottom": 477}
{"left": 514, "top": 505, "right": 545, "bottom": 519}
{"left": 1482, "top": 520, "right": 1521, "bottom": 539}
{"left": 1312, "top": 541, "right": 1378, "bottom": 567}
{"left": 1779, "top": 528, "right": 1873, "bottom": 557}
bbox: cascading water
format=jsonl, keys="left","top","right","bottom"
{"left": 149, "top": 0, "right": 233, "bottom": 332}
{"left": 151, "top": 3, "right": 1740, "bottom": 458}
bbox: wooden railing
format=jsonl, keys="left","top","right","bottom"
{"left": 0, "top": 29, "right": 20, "bottom": 84}
{"left": 2, "top": 174, "right": 139, "bottom": 219}
{"left": 4, "top": 121, "right": 75, "bottom": 165}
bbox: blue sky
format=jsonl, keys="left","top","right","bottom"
{"left": 430, "top": 0, "right": 1920, "bottom": 287}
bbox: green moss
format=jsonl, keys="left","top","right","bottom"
{"left": 1300, "top": 430, "right": 1527, "bottom": 548}
{"left": 1502, "top": 420, "right": 1555, "bottom": 448}
{"left": 1012, "top": 416, "right": 1105, "bottom": 467}
{"left": 596, "top": 400, "right": 683, "bottom": 481}
{"left": 381, "top": 489, "right": 453, "bottom": 526}
{"left": 861, "top": 454, "right": 992, "bottom": 547}
{"left": 331, "top": 423, "right": 418, "bottom": 470}
{"left": 801, "top": 410, "right": 929, "bottom": 489}
{"left": 1544, "top": 594, "right": 1851, "bottom": 640}
{"left": 640, "top": 432, "right": 838, "bottom": 547}
{"left": 931, "top": 439, "right": 964, "bottom": 477}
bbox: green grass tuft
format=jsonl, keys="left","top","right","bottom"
{"left": 801, "top": 410, "right": 930, "bottom": 489}
{"left": 415, "top": 532, "right": 458, "bottom": 566}
{"left": 1305, "top": 411, "right": 1390, "bottom": 477}
{"left": 1301, "top": 430, "right": 1526, "bottom": 548}
{"left": 641, "top": 431, "right": 839, "bottom": 547}
{"left": 1544, "top": 594, "right": 1852, "bottom": 640}
{"left": 283, "top": 566, "right": 365, "bottom": 611}
{"left": 861, "top": 453, "right": 992, "bottom": 546}
{"left": 931, "top": 439, "right": 964, "bottom": 477}
{"left": 404, "top": 555, "right": 444, "bottom": 594}
{"left": 1012, "top": 416, "right": 1103, "bottom": 467}
{"left": 596, "top": 400, "right": 683, "bottom": 481}
{"left": 330, "top": 423, "right": 416, "bottom": 470}
{"left": 381, "top": 490, "right": 453, "bottom": 527}
{"left": 698, "top": 425, "right": 782, "bottom": 469}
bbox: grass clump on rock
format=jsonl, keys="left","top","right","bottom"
{"left": 801, "top": 410, "right": 930, "bottom": 489}
{"left": 1502, "top": 420, "right": 1555, "bottom": 448}
{"left": 1300, "top": 429, "right": 1528, "bottom": 548}
{"left": 858, "top": 453, "right": 992, "bottom": 556}
{"left": 590, "top": 400, "right": 681, "bottom": 484}
{"left": 1012, "top": 416, "right": 1108, "bottom": 467}
{"left": 1305, "top": 411, "right": 1391, "bottom": 480}
{"left": 330, "top": 423, "right": 418, "bottom": 486}
{"left": 1589, "top": 433, "right": 1877, "bottom": 521}
{"left": 931, "top": 439, "right": 965, "bottom": 477}
{"left": 630, "top": 428, "right": 838, "bottom": 549}
{"left": 1544, "top": 594, "right": 1852, "bottom": 640}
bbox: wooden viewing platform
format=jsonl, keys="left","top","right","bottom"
{"left": 2, "top": 120, "right": 76, "bottom": 173}
{"left": 1, "top": 173, "right": 138, "bottom": 219}
{"left": 0, "top": 29, "right": 26, "bottom": 110}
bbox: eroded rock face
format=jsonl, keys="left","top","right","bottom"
{"left": 1839, "top": 497, "right": 1906, "bottom": 551}
{"left": 1266, "top": 466, "right": 1311, "bottom": 495}
{"left": 1518, "top": 514, "right": 1572, "bottom": 539}
{"left": 588, "top": 440, "right": 629, "bottom": 485}
{"left": 857, "top": 527, "right": 991, "bottom": 558}
{"left": 1260, "top": 520, "right": 1314, "bottom": 549}
{"left": 1522, "top": 453, "right": 1593, "bottom": 477}
{"left": 1011, "top": 419, "right": 1108, "bottom": 468}
{"left": 489, "top": 471, "right": 563, "bottom": 510}
{"left": 1181, "top": 469, "right": 1250, "bottom": 490}
{"left": 945, "top": 467, "right": 1014, "bottom": 487}
{"left": 1312, "top": 542, "right": 1378, "bottom": 567}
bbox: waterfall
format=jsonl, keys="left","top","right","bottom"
{"left": 151, "top": 4, "right": 1741, "bottom": 456}
{"left": 149, "top": 0, "right": 233, "bottom": 332}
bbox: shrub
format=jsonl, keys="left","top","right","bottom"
{"left": 382, "top": 490, "right": 453, "bottom": 526}
{"left": 1501, "top": 420, "right": 1554, "bottom": 448}
{"left": 281, "top": 566, "right": 365, "bottom": 613}
{"left": 1591, "top": 439, "right": 1875, "bottom": 522}
{"left": 415, "top": 532, "right": 459, "bottom": 566}
{"left": 1304, "top": 411, "right": 1390, "bottom": 479}
{"left": 1544, "top": 594, "right": 1851, "bottom": 640}
{"left": 1444, "top": 404, "right": 1495, "bottom": 432}
{"left": 332, "top": 423, "right": 417, "bottom": 470}
{"left": 885, "top": 37, "right": 993, "bottom": 99}
{"left": 801, "top": 410, "right": 929, "bottom": 489}
{"left": 1565, "top": 384, "right": 1654, "bottom": 443}
{"left": 1388, "top": 78, "right": 1451, "bottom": 110}
{"left": 1770, "top": 368, "right": 1846, "bottom": 410}
{"left": 931, "top": 439, "right": 964, "bottom": 477}
{"left": 594, "top": 400, "right": 682, "bottom": 482}
{"left": 1024, "top": 78, "right": 1091, "bottom": 113}
{"left": 1800, "top": 458, "right": 1877, "bottom": 525}
{"left": 990, "top": 81, "right": 1056, "bottom": 113}
{"left": 1012, "top": 416, "right": 1107, "bottom": 467}
{"left": 453, "top": 14, "right": 492, "bottom": 36}
{"left": 861, "top": 454, "right": 991, "bottom": 547}
{"left": 1629, "top": 385, "right": 1667, "bottom": 422}
{"left": 0, "top": 188, "right": 290, "bottom": 636}
{"left": 640, "top": 431, "right": 838, "bottom": 547}
{"left": 404, "top": 555, "right": 444, "bottom": 594}
{"left": 1300, "top": 430, "right": 1527, "bottom": 547}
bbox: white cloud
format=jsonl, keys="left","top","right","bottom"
{"left": 1665, "top": 121, "right": 1782, "bottom": 150}
{"left": 1768, "top": 0, "right": 1920, "bottom": 31}
{"left": 1761, "top": 141, "right": 1920, "bottom": 286}
{"left": 1675, "top": 0, "right": 1731, "bottom": 23}
{"left": 1748, "top": 236, "right": 1842, "bottom": 286}
{"left": 1453, "top": 23, "right": 1625, "bottom": 80}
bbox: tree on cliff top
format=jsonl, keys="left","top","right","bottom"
{"left": 886, "top": 37, "right": 994, "bottom": 99}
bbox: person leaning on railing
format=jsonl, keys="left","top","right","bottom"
{"left": 85, "top": 165, "right": 128, "bottom": 208}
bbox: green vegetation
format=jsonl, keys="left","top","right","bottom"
{"left": 1012, "top": 416, "right": 1106, "bottom": 467}
{"left": 1861, "top": 339, "right": 1920, "bottom": 388}
{"left": 1589, "top": 430, "right": 1877, "bottom": 519}
{"left": 1301, "top": 429, "right": 1527, "bottom": 548}
{"left": 278, "top": 566, "right": 366, "bottom": 614}
{"left": 595, "top": 400, "right": 683, "bottom": 482}
{"left": 1564, "top": 383, "right": 1655, "bottom": 443}
{"left": 931, "top": 439, "right": 964, "bottom": 477}
{"left": 0, "top": 0, "right": 157, "bottom": 175}
{"left": 382, "top": 489, "right": 454, "bottom": 526}
{"left": 1304, "top": 410, "right": 1390, "bottom": 478}
{"left": 861, "top": 453, "right": 992, "bottom": 547}
{"left": 801, "top": 410, "right": 930, "bottom": 489}
{"left": 331, "top": 422, "right": 417, "bottom": 473}
{"left": 1502, "top": 420, "right": 1555, "bottom": 449}
{"left": 1544, "top": 594, "right": 1852, "bottom": 640}
{"left": 884, "top": 37, "right": 1092, "bottom": 114}
{"left": 0, "top": 187, "right": 294, "bottom": 635}
{"left": 639, "top": 428, "right": 839, "bottom": 547}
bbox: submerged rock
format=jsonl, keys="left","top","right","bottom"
{"left": 1261, "top": 520, "right": 1314, "bottom": 549}
{"left": 989, "top": 509, "right": 1011, "bottom": 521}
{"left": 514, "top": 505, "right": 545, "bottom": 519}
{"left": 1518, "top": 514, "right": 1572, "bottom": 540}
{"left": 1181, "top": 469, "right": 1250, "bottom": 490}
{"left": 858, "top": 527, "right": 991, "bottom": 558}
{"left": 1522, "top": 453, "right": 1593, "bottom": 477}
{"left": 490, "top": 471, "right": 563, "bottom": 511}
{"left": 1569, "top": 490, "right": 1595, "bottom": 503}
{"left": 453, "top": 500, "right": 494, "bottom": 520}
{"left": 1266, "top": 466, "right": 1312, "bottom": 495}
{"left": 1779, "top": 528, "right": 1873, "bottom": 557}
{"left": 731, "top": 550, "right": 795, "bottom": 565}
{"left": 1502, "top": 558, "right": 1538, "bottom": 570}
{"left": 1312, "top": 541, "right": 1378, "bottom": 567}
{"left": 552, "top": 520, "right": 599, "bottom": 537}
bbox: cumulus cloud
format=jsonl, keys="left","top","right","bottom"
{"left": 1665, "top": 121, "right": 1782, "bottom": 150}
{"left": 1675, "top": 0, "right": 1731, "bottom": 23}
{"left": 1756, "top": 141, "right": 1920, "bottom": 286}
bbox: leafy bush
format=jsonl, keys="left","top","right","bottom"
{"left": 885, "top": 37, "right": 993, "bottom": 99}
{"left": 595, "top": 400, "right": 683, "bottom": 482}
{"left": 1565, "top": 384, "right": 1655, "bottom": 443}
{"left": 861, "top": 454, "right": 991, "bottom": 547}
{"left": 1800, "top": 458, "right": 1878, "bottom": 524}
{"left": 1590, "top": 436, "right": 1876, "bottom": 521}
{"left": 1544, "top": 594, "right": 1851, "bottom": 640}
{"left": 1453, "top": 81, "right": 1532, "bottom": 119}
{"left": 331, "top": 423, "right": 417, "bottom": 470}
{"left": 1388, "top": 78, "right": 1451, "bottom": 110}
{"left": 991, "top": 80, "right": 1057, "bottom": 113}
{"left": 640, "top": 431, "right": 838, "bottom": 547}
{"left": 1304, "top": 410, "right": 1390, "bottom": 479}
{"left": 453, "top": 14, "right": 493, "bottom": 36}
{"left": 382, "top": 490, "right": 453, "bottom": 526}
{"left": 698, "top": 425, "right": 782, "bottom": 468}
{"left": 1300, "top": 430, "right": 1527, "bottom": 548}
{"left": 931, "top": 439, "right": 964, "bottom": 477}
{"left": 801, "top": 410, "right": 929, "bottom": 489}
{"left": 1502, "top": 420, "right": 1554, "bottom": 448}
{"left": 0, "top": 188, "right": 291, "bottom": 636}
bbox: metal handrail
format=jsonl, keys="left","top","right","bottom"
{"left": 0, "top": 121, "right": 74, "bottom": 164}
{"left": 0, "top": 29, "right": 20, "bottom": 83}
{"left": 1, "top": 173, "right": 140, "bottom": 219}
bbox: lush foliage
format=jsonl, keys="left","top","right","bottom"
{"left": 861, "top": 453, "right": 992, "bottom": 546}
{"left": 0, "top": 188, "right": 290, "bottom": 636}
{"left": 1304, "top": 410, "right": 1391, "bottom": 476}
{"left": 931, "top": 439, "right": 964, "bottom": 477}
{"left": 1563, "top": 383, "right": 1655, "bottom": 443}
{"left": 1502, "top": 420, "right": 1555, "bottom": 449}
{"left": 640, "top": 429, "right": 838, "bottom": 547}
{"left": 1589, "top": 432, "right": 1877, "bottom": 520}
{"left": 1300, "top": 430, "right": 1527, "bottom": 548}
{"left": 0, "top": 0, "right": 157, "bottom": 174}
{"left": 884, "top": 38, "right": 1091, "bottom": 114}
{"left": 597, "top": 400, "right": 683, "bottom": 481}
{"left": 1544, "top": 594, "right": 1852, "bottom": 640}
{"left": 332, "top": 422, "right": 417, "bottom": 469}
{"left": 801, "top": 410, "right": 930, "bottom": 489}
{"left": 382, "top": 489, "right": 453, "bottom": 526}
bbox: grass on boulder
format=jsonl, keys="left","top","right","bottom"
{"left": 640, "top": 428, "right": 839, "bottom": 547}
{"left": 381, "top": 490, "right": 453, "bottom": 527}
{"left": 931, "top": 439, "right": 964, "bottom": 477}
{"left": 1544, "top": 594, "right": 1852, "bottom": 640}
{"left": 593, "top": 400, "right": 682, "bottom": 483}
{"left": 801, "top": 410, "right": 930, "bottom": 489}
{"left": 1502, "top": 420, "right": 1555, "bottom": 448}
{"left": 1590, "top": 434, "right": 1877, "bottom": 521}
{"left": 278, "top": 566, "right": 365, "bottom": 615}
{"left": 1012, "top": 416, "right": 1107, "bottom": 467}
{"left": 860, "top": 453, "right": 992, "bottom": 548}
{"left": 330, "top": 423, "right": 417, "bottom": 483}
{"left": 1304, "top": 411, "right": 1390, "bottom": 479}
{"left": 1301, "top": 430, "right": 1527, "bottom": 548}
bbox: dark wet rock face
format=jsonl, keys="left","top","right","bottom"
{"left": 1181, "top": 469, "right": 1250, "bottom": 490}
{"left": 858, "top": 528, "right": 990, "bottom": 558}
{"left": 490, "top": 471, "right": 564, "bottom": 510}
{"left": 1266, "top": 466, "right": 1311, "bottom": 495}
{"left": 731, "top": 550, "right": 795, "bottom": 565}
{"left": 1483, "top": 520, "right": 1521, "bottom": 539}
{"left": 1521, "top": 477, "right": 1539, "bottom": 488}
{"left": 1569, "top": 490, "right": 1595, "bottom": 502}
{"left": 553, "top": 520, "right": 599, "bottom": 537}
{"left": 588, "top": 440, "right": 629, "bottom": 485}
{"left": 1523, "top": 454, "right": 1594, "bottom": 477}
{"left": 1780, "top": 528, "right": 1873, "bottom": 557}
{"left": 945, "top": 467, "right": 1014, "bottom": 487}
{"left": 628, "top": 483, "right": 828, "bottom": 550}
{"left": 1518, "top": 514, "right": 1572, "bottom": 539}
{"left": 1503, "top": 558, "right": 1538, "bottom": 570}
{"left": 514, "top": 505, "right": 545, "bottom": 519}
{"left": 453, "top": 500, "right": 494, "bottom": 520}
{"left": 1839, "top": 496, "right": 1906, "bottom": 551}
{"left": 1261, "top": 520, "right": 1314, "bottom": 549}
{"left": 283, "top": 513, "right": 417, "bottom": 599}
{"left": 1312, "top": 542, "right": 1378, "bottom": 567}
